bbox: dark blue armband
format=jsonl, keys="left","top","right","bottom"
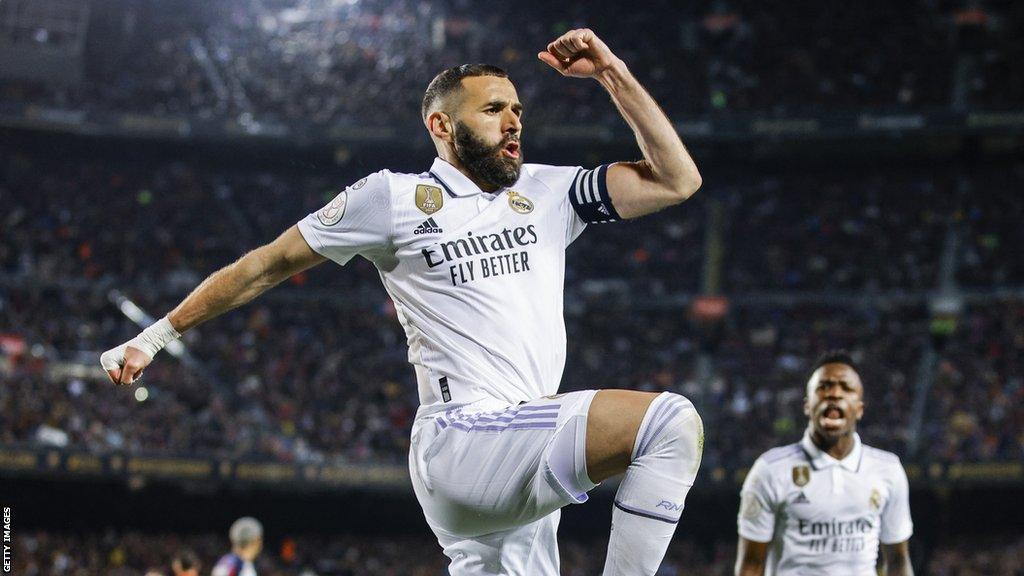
{"left": 569, "top": 164, "right": 620, "bottom": 224}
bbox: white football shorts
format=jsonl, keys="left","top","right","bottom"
{"left": 409, "top": 390, "right": 599, "bottom": 575}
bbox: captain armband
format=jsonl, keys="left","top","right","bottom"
{"left": 568, "top": 164, "right": 620, "bottom": 224}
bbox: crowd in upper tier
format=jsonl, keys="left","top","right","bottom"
{"left": 2, "top": 0, "right": 1022, "bottom": 126}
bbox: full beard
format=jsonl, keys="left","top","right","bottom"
{"left": 452, "top": 121, "right": 522, "bottom": 190}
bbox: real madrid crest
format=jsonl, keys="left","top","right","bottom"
{"left": 869, "top": 487, "right": 882, "bottom": 511}
{"left": 507, "top": 190, "right": 534, "bottom": 214}
{"left": 416, "top": 184, "right": 444, "bottom": 215}
{"left": 792, "top": 465, "right": 811, "bottom": 487}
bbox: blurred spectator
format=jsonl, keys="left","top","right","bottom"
{"left": 171, "top": 549, "right": 201, "bottom": 576}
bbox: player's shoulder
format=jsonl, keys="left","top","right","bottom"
{"left": 211, "top": 553, "right": 243, "bottom": 576}
{"left": 519, "top": 163, "right": 583, "bottom": 192}
{"left": 861, "top": 444, "right": 904, "bottom": 469}
{"left": 755, "top": 443, "right": 807, "bottom": 469}
{"left": 377, "top": 168, "right": 445, "bottom": 197}
{"left": 349, "top": 168, "right": 401, "bottom": 191}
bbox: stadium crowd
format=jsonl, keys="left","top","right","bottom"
{"left": 12, "top": 530, "right": 1024, "bottom": 575}
{"left": 10, "top": 148, "right": 1024, "bottom": 294}
{"left": 3, "top": 146, "right": 1023, "bottom": 468}
{"left": 3, "top": 0, "right": 1023, "bottom": 124}
{"left": 925, "top": 301, "right": 1024, "bottom": 463}
{"left": 4, "top": 1, "right": 1024, "bottom": 572}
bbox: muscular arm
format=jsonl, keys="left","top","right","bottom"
{"left": 168, "top": 226, "right": 324, "bottom": 332}
{"left": 104, "top": 226, "right": 325, "bottom": 384}
{"left": 879, "top": 541, "right": 913, "bottom": 576}
{"left": 540, "top": 29, "right": 702, "bottom": 219}
{"left": 735, "top": 537, "right": 769, "bottom": 576}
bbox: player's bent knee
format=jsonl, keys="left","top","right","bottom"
{"left": 585, "top": 390, "right": 660, "bottom": 482}
{"left": 633, "top": 392, "right": 704, "bottom": 484}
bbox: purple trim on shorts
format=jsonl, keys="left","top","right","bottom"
{"left": 434, "top": 402, "right": 562, "bottom": 433}
{"left": 448, "top": 421, "right": 556, "bottom": 432}
{"left": 472, "top": 422, "right": 557, "bottom": 431}
{"left": 470, "top": 412, "right": 559, "bottom": 423}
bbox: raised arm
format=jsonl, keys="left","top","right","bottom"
{"left": 100, "top": 225, "right": 325, "bottom": 385}
{"left": 735, "top": 537, "right": 769, "bottom": 576}
{"left": 539, "top": 29, "right": 702, "bottom": 219}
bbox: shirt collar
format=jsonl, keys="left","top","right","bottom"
{"left": 429, "top": 157, "right": 504, "bottom": 198}
{"left": 801, "top": 429, "right": 863, "bottom": 472}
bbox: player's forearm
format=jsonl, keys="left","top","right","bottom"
{"left": 880, "top": 553, "right": 914, "bottom": 576}
{"left": 167, "top": 246, "right": 289, "bottom": 333}
{"left": 596, "top": 60, "right": 701, "bottom": 199}
{"left": 735, "top": 560, "right": 765, "bottom": 576}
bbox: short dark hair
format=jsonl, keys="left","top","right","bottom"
{"left": 422, "top": 64, "right": 509, "bottom": 120}
{"left": 173, "top": 550, "right": 200, "bottom": 572}
{"left": 809, "top": 349, "right": 859, "bottom": 379}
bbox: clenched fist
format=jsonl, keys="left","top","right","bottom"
{"left": 538, "top": 28, "right": 622, "bottom": 79}
{"left": 99, "top": 316, "right": 180, "bottom": 386}
{"left": 100, "top": 344, "right": 153, "bottom": 386}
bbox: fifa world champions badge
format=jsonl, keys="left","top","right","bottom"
{"left": 792, "top": 465, "right": 810, "bottom": 487}
{"left": 416, "top": 185, "right": 444, "bottom": 215}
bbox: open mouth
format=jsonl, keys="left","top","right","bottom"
{"left": 819, "top": 405, "right": 846, "bottom": 430}
{"left": 501, "top": 141, "right": 520, "bottom": 159}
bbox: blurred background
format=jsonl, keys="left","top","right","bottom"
{"left": 1, "top": 0, "right": 1023, "bottom": 574}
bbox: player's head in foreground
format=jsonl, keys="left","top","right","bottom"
{"left": 422, "top": 64, "right": 523, "bottom": 192}
{"left": 229, "top": 516, "right": 264, "bottom": 561}
{"left": 802, "top": 350, "right": 865, "bottom": 449}
{"left": 171, "top": 549, "right": 201, "bottom": 576}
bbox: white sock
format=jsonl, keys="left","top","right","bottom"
{"left": 602, "top": 392, "right": 704, "bottom": 576}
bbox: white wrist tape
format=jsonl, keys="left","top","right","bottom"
{"left": 99, "top": 316, "right": 181, "bottom": 370}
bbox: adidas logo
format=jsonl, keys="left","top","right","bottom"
{"left": 414, "top": 217, "right": 443, "bottom": 235}
{"left": 793, "top": 491, "right": 810, "bottom": 505}
{"left": 598, "top": 204, "right": 610, "bottom": 215}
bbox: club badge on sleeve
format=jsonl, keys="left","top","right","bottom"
{"left": 740, "top": 492, "right": 763, "bottom": 519}
{"left": 317, "top": 190, "right": 348, "bottom": 226}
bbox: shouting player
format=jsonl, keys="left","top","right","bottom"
{"left": 735, "top": 351, "right": 914, "bottom": 575}
{"left": 101, "top": 30, "right": 703, "bottom": 575}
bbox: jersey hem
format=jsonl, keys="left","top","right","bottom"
{"left": 737, "top": 528, "right": 774, "bottom": 543}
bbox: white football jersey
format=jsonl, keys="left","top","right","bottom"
{"left": 738, "top": 432, "right": 913, "bottom": 575}
{"left": 298, "top": 158, "right": 619, "bottom": 415}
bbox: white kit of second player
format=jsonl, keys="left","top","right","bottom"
{"left": 738, "top": 432, "right": 914, "bottom": 575}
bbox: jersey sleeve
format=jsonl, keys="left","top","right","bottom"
{"left": 527, "top": 163, "right": 621, "bottom": 246}
{"left": 568, "top": 164, "right": 621, "bottom": 226}
{"left": 737, "top": 457, "right": 777, "bottom": 543}
{"left": 297, "top": 171, "right": 392, "bottom": 265}
{"left": 879, "top": 461, "right": 914, "bottom": 544}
